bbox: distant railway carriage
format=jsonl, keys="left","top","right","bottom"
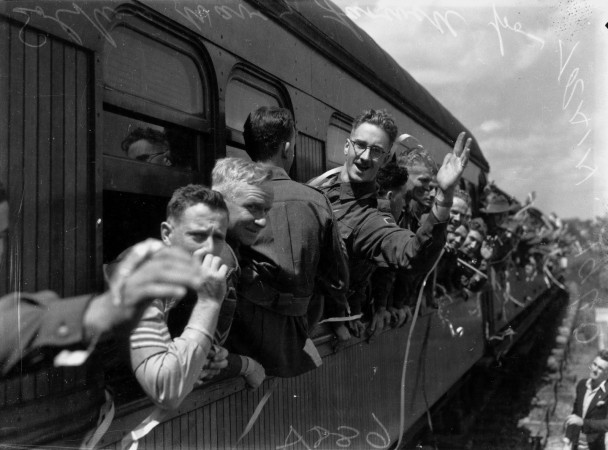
{"left": 0, "top": 1, "right": 565, "bottom": 448}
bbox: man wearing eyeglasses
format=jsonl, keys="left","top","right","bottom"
{"left": 564, "top": 351, "right": 608, "bottom": 450}
{"left": 310, "top": 109, "right": 470, "bottom": 337}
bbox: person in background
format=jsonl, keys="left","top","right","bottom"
{"left": 222, "top": 106, "right": 349, "bottom": 377}
{"left": 121, "top": 127, "right": 172, "bottom": 166}
{"left": 448, "top": 188, "right": 472, "bottom": 234}
{"left": 0, "top": 181, "right": 205, "bottom": 378}
{"left": 396, "top": 148, "right": 437, "bottom": 233}
{"left": 564, "top": 350, "right": 608, "bottom": 450}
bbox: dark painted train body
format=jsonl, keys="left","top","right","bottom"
{"left": 0, "top": 1, "right": 563, "bottom": 448}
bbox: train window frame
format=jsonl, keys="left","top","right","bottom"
{"left": 101, "top": 14, "right": 216, "bottom": 188}
{"left": 224, "top": 65, "right": 293, "bottom": 156}
{"left": 326, "top": 112, "right": 353, "bottom": 168}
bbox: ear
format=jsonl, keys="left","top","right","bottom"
{"left": 344, "top": 140, "right": 349, "bottom": 156}
{"left": 282, "top": 141, "right": 291, "bottom": 159}
{"left": 386, "top": 190, "right": 394, "bottom": 201}
{"left": 160, "top": 221, "right": 173, "bottom": 246}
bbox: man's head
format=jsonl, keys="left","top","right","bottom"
{"left": 212, "top": 157, "right": 273, "bottom": 246}
{"left": 447, "top": 223, "right": 469, "bottom": 251}
{"left": 0, "top": 182, "right": 8, "bottom": 261}
{"left": 376, "top": 162, "right": 409, "bottom": 221}
{"left": 121, "top": 127, "right": 171, "bottom": 165}
{"left": 462, "top": 218, "right": 487, "bottom": 258}
{"left": 589, "top": 350, "right": 608, "bottom": 386}
{"left": 448, "top": 189, "right": 471, "bottom": 233}
{"left": 244, "top": 106, "right": 296, "bottom": 171}
{"left": 397, "top": 149, "right": 437, "bottom": 208}
{"left": 343, "top": 109, "right": 398, "bottom": 184}
{"left": 161, "top": 185, "right": 229, "bottom": 258}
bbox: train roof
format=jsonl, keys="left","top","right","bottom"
{"left": 249, "top": 0, "right": 490, "bottom": 172}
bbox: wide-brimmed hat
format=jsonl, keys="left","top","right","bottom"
{"left": 480, "top": 194, "right": 511, "bottom": 214}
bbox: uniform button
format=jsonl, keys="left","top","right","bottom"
{"left": 57, "top": 324, "right": 69, "bottom": 337}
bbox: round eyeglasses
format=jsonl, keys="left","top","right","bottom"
{"left": 347, "top": 138, "right": 387, "bottom": 160}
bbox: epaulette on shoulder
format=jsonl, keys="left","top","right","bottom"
{"left": 307, "top": 167, "right": 342, "bottom": 189}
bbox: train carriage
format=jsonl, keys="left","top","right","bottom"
{"left": 0, "top": 1, "right": 564, "bottom": 448}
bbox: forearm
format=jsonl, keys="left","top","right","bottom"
{"left": 134, "top": 336, "right": 210, "bottom": 410}
{"left": 133, "top": 300, "right": 220, "bottom": 410}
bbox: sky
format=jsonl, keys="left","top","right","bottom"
{"left": 332, "top": 0, "right": 608, "bottom": 220}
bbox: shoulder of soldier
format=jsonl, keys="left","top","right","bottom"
{"left": 307, "top": 167, "right": 341, "bottom": 189}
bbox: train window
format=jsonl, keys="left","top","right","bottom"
{"left": 224, "top": 68, "right": 291, "bottom": 159}
{"left": 103, "top": 111, "right": 197, "bottom": 171}
{"left": 326, "top": 114, "right": 352, "bottom": 168}
{"left": 104, "top": 26, "right": 204, "bottom": 115}
{"left": 101, "top": 17, "right": 214, "bottom": 264}
{"left": 225, "top": 79, "right": 279, "bottom": 131}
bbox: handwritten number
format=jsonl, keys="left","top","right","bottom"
{"left": 365, "top": 413, "right": 391, "bottom": 449}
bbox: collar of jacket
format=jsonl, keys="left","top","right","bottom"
{"left": 377, "top": 198, "right": 392, "bottom": 215}
{"left": 267, "top": 165, "right": 291, "bottom": 181}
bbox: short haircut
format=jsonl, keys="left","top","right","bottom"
{"left": 599, "top": 349, "right": 608, "bottom": 363}
{"left": 376, "top": 162, "right": 408, "bottom": 196}
{"left": 243, "top": 106, "right": 295, "bottom": 162}
{"left": 397, "top": 148, "right": 438, "bottom": 174}
{"left": 454, "top": 188, "right": 472, "bottom": 207}
{"left": 121, "top": 127, "right": 168, "bottom": 153}
{"left": 0, "top": 181, "right": 6, "bottom": 204}
{"left": 468, "top": 218, "right": 487, "bottom": 238}
{"left": 212, "top": 157, "right": 272, "bottom": 199}
{"left": 351, "top": 109, "right": 398, "bottom": 148}
{"left": 166, "top": 184, "right": 228, "bottom": 222}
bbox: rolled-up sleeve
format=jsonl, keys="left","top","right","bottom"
{"left": 130, "top": 300, "right": 212, "bottom": 410}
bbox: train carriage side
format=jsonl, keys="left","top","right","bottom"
{"left": 0, "top": 1, "right": 559, "bottom": 448}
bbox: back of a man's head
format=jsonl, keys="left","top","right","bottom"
{"left": 243, "top": 106, "right": 295, "bottom": 162}
{"left": 166, "top": 184, "right": 228, "bottom": 222}
{"left": 212, "top": 157, "right": 272, "bottom": 199}
{"left": 351, "top": 109, "right": 398, "bottom": 148}
{"left": 376, "top": 162, "right": 408, "bottom": 196}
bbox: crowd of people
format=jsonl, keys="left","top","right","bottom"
{"left": 0, "top": 106, "right": 566, "bottom": 446}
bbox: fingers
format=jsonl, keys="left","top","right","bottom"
{"left": 460, "top": 138, "right": 472, "bottom": 166}
{"left": 211, "top": 345, "right": 229, "bottom": 362}
{"left": 201, "top": 254, "right": 228, "bottom": 277}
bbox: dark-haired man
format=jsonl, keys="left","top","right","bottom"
{"left": 311, "top": 109, "right": 471, "bottom": 335}
{"left": 369, "top": 162, "right": 410, "bottom": 334}
{"left": 222, "top": 106, "right": 349, "bottom": 377}
{"left": 121, "top": 127, "right": 171, "bottom": 165}
{"left": 128, "top": 185, "right": 231, "bottom": 410}
{"left": 565, "top": 351, "right": 608, "bottom": 450}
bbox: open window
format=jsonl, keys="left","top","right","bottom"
{"left": 101, "top": 16, "right": 215, "bottom": 261}
{"left": 225, "top": 66, "right": 291, "bottom": 161}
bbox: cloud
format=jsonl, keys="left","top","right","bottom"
{"left": 479, "top": 119, "right": 509, "bottom": 134}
